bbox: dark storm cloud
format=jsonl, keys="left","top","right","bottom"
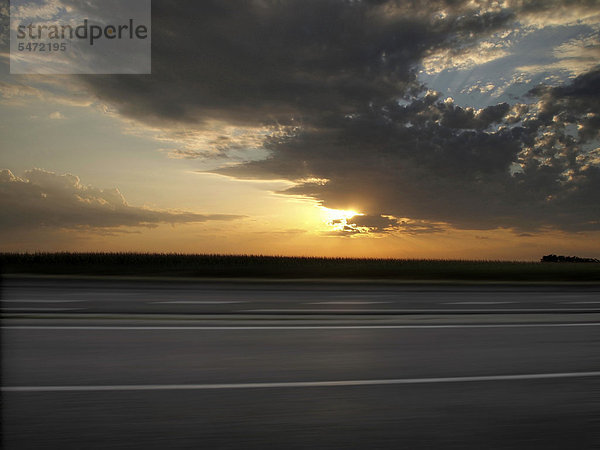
{"left": 530, "top": 68, "right": 600, "bottom": 141}
{"left": 441, "top": 102, "right": 511, "bottom": 130}
{"left": 72, "top": 0, "right": 600, "bottom": 232}
{"left": 0, "top": 169, "right": 243, "bottom": 230}
{"left": 79, "top": 0, "right": 522, "bottom": 127}
{"left": 349, "top": 214, "right": 400, "bottom": 230}
{"left": 218, "top": 69, "right": 600, "bottom": 231}
{"left": 341, "top": 214, "right": 444, "bottom": 235}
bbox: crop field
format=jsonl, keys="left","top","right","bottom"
{"left": 1, "top": 252, "right": 599, "bottom": 281}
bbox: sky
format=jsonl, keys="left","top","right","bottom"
{"left": 1, "top": 0, "right": 599, "bottom": 260}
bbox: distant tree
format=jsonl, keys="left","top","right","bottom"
{"left": 541, "top": 254, "right": 599, "bottom": 263}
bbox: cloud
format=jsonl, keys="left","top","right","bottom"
{"left": 4, "top": 1, "right": 598, "bottom": 235}
{"left": 529, "top": 67, "right": 600, "bottom": 119}
{"left": 517, "top": 0, "right": 600, "bottom": 28}
{"left": 338, "top": 214, "right": 445, "bottom": 236}
{"left": 421, "top": 12, "right": 600, "bottom": 109}
{"left": 516, "top": 32, "right": 600, "bottom": 78}
{"left": 0, "top": 81, "right": 44, "bottom": 103}
{"left": 422, "top": 39, "right": 512, "bottom": 75}
{"left": 216, "top": 69, "right": 600, "bottom": 232}
{"left": 0, "top": 79, "right": 95, "bottom": 108}
{"left": 72, "top": 0, "right": 600, "bottom": 126}
{"left": 48, "top": 111, "right": 64, "bottom": 120}
{"left": 78, "top": 0, "right": 523, "bottom": 130}
{"left": 0, "top": 168, "right": 243, "bottom": 231}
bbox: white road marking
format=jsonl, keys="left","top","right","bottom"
{"left": 0, "top": 308, "right": 85, "bottom": 312}
{"left": 151, "top": 301, "right": 244, "bottom": 304}
{"left": 4, "top": 371, "right": 600, "bottom": 392}
{"left": 308, "top": 301, "right": 391, "bottom": 305}
{"left": 2, "top": 300, "right": 84, "bottom": 303}
{"left": 568, "top": 301, "right": 600, "bottom": 304}
{"left": 3, "top": 323, "right": 600, "bottom": 330}
{"left": 241, "top": 308, "right": 600, "bottom": 313}
{"left": 445, "top": 302, "right": 514, "bottom": 305}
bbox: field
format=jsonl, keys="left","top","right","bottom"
{"left": 1, "top": 252, "right": 599, "bottom": 281}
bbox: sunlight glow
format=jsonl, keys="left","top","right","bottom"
{"left": 320, "top": 207, "right": 362, "bottom": 231}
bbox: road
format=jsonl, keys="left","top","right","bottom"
{"left": 2, "top": 277, "right": 600, "bottom": 315}
{"left": 2, "top": 277, "right": 600, "bottom": 449}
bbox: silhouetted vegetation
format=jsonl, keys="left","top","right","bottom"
{"left": 541, "top": 254, "right": 600, "bottom": 263}
{"left": 1, "top": 253, "right": 599, "bottom": 281}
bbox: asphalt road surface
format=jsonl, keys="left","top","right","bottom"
{"left": 2, "top": 277, "right": 600, "bottom": 449}
{"left": 2, "top": 277, "right": 600, "bottom": 315}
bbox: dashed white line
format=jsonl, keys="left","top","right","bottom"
{"left": 4, "top": 371, "right": 600, "bottom": 392}
{"left": 2, "top": 300, "right": 84, "bottom": 303}
{"left": 308, "top": 301, "right": 391, "bottom": 305}
{"left": 151, "top": 301, "right": 244, "bottom": 304}
{"left": 445, "top": 302, "right": 514, "bottom": 305}
{"left": 0, "top": 308, "right": 85, "bottom": 312}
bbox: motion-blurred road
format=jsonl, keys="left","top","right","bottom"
{"left": 2, "top": 277, "right": 600, "bottom": 449}
{"left": 2, "top": 277, "right": 600, "bottom": 315}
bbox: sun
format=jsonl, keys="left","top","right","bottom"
{"left": 320, "top": 207, "right": 362, "bottom": 230}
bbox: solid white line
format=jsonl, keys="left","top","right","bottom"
{"left": 0, "top": 308, "right": 85, "bottom": 312}
{"left": 151, "top": 301, "right": 244, "bottom": 304}
{"left": 308, "top": 301, "right": 391, "bottom": 305}
{"left": 242, "top": 308, "right": 600, "bottom": 313}
{"left": 3, "top": 323, "right": 600, "bottom": 330}
{"left": 4, "top": 371, "right": 600, "bottom": 392}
